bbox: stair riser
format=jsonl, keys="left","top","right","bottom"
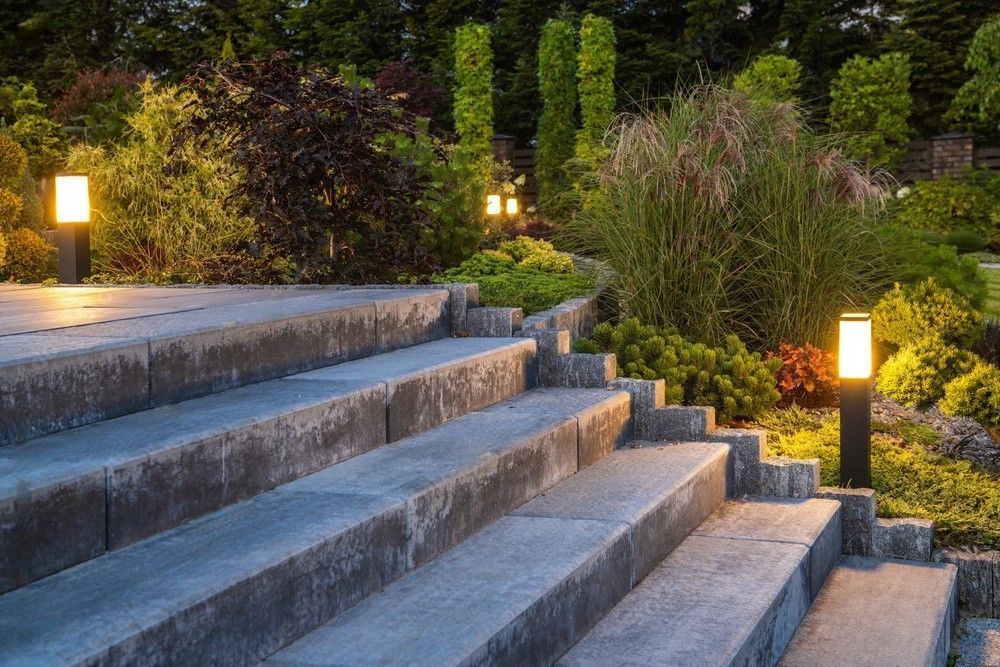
{"left": 0, "top": 291, "right": 450, "bottom": 447}
{"left": 95, "top": 507, "right": 408, "bottom": 667}
{"left": 475, "top": 532, "right": 634, "bottom": 666}
{"left": 406, "top": 422, "right": 578, "bottom": 568}
{"left": 1, "top": 343, "right": 532, "bottom": 594}
{"left": 632, "top": 454, "right": 727, "bottom": 583}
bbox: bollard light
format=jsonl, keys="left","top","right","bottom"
{"left": 838, "top": 313, "right": 872, "bottom": 488}
{"left": 52, "top": 174, "right": 92, "bottom": 284}
{"left": 486, "top": 194, "right": 502, "bottom": 216}
{"left": 505, "top": 196, "right": 519, "bottom": 216}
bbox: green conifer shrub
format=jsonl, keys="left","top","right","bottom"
{"left": 453, "top": 23, "right": 494, "bottom": 182}
{"left": 536, "top": 19, "right": 576, "bottom": 210}
{"left": 940, "top": 362, "right": 1000, "bottom": 430}
{"left": 875, "top": 335, "right": 979, "bottom": 408}
{"left": 575, "top": 14, "right": 616, "bottom": 167}
{"left": 872, "top": 278, "right": 984, "bottom": 349}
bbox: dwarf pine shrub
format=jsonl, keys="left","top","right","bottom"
{"left": 940, "top": 362, "right": 1000, "bottom": 430}
{"left": 872, "top": 278, "right": 984, "bottom": 349}
{"left": 875, "top": 335, "right": 980, "bottom": 408}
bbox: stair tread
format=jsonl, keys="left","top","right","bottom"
{"left": 0, "top": 387, "right": 621, "bottom": 665}
{"left": 266, "top": 445, "right": 728, "bottom": 667}
{"left": 1, "top": 337, "right": 529, "bottom": 497}
{"left": 779, "top": 556, "right": 957, "bottom": 667}
{"left": 558, "top": 498, "right": 839, "bottom": 667}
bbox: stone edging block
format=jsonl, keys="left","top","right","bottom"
{"left": 933, "top": 548, "right": 996, "bottom": 617}
{"left": 467, "top": 307, "right": 523, "bottom": 337}
{"left": 759, "top": 457, "right": 819, "bottom": 498}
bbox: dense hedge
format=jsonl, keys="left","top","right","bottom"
{"left": 453, "top": 23, "right": 494, "bottom": 180}
{"left": 575, "top": 14, "right": 615, "bottom": 166}
{"left": 536, "top": 19, "right": 576, "bottom": 209}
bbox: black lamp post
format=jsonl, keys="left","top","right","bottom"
{"left": 51, "top": 173, "right": 91, "bottom": 284}
{"left": 838, "top": 312, "right": 873, "bottom": 488}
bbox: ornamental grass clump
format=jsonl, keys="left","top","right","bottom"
{"left": 567, "top": 85, "right": 897, "bottom": 350}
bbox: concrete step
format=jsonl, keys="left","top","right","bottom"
{"left": 0, "top": 387, "right": 629, "bottom": 666}
{"left": 779, "top": 556, "right": 958, "bottom": 667}
{"left": 0, "top": 337, "right": 534, "bottom": 593}
{"left": 558, "top": 497, "right": 841, "bottom": 667}
{"left": 265, "top": 443, "right": 729, "bottom": 666}
{"left": 0, "top": 286, "right": 451, "bottom": 446}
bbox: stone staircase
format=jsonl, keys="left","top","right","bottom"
{"left": 0, "top": 285, "right": 958, "bottom": 666}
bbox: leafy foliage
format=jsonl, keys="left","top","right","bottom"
{"left": 567, "top": 85, "right": 896, "bottom": 349}
{"left": 940, "top": 362, "right": 1000, "bottom": 430}
{"left": 872, "top": 278, "right": 984, "bottom": 349}
{"left": 575, "top": 14, "right": 616, "bottom": 168}
{"left": 182, "top": 54, "right": 437, "bottom": 284}
{"left": 67, "top": 82, "right": 253, "bottom": 282}
{"left": 765, "top": 342, "right": 839, "bottom": 408}
{"left": 374, "top": 61, "right": 444, "bottom": 120}
{"left": 576, "top": 318, "right": 780, "bottom": 423}
{"left": 875, "top": 335, "right": 979, "bottom": 408}
{"left": 0, "top": 78, "right": 66, "bottom": 176}
{"left": 733, "top": 54, "right": 802, "bottom": 106}
{"left": 0, "top": 228, "right": 56, "bottom": 282}
{"left": 761, "top": 407, "right": 1000, "bottom": 549}
{"left": 829, "top": 52, "right": 913, "bottom": 168}
{"left": 892, "top": 172, "right": 1000, "bottom": 244}
{"left": 947, "top": 16, "right": 1000, "bottom": 140}
{"left": 432, "top": 249, "right": 594, "bottom": 315}
{"left": 0, "top": 133, "right": 28, "bottom": 190}
{"left": 453, "top": 23, "right": 494, "bottom": 182}
{"left": 536, "top": 19, "right": 576, "bottom": 210}
{"left": 495, "top": 236, "right": 574, "bottom": 273}
{"left": 51, "top": 69, "right": 145, "bottom": 145}
{"left": 884, "top": 225, "right": 988, "bottom": 308}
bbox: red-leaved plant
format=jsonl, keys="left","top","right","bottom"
{"left": 765, "top": 342, "right": 840, "bottom": 408}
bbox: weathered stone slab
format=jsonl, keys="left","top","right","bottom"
{"left": 816, "top": 486, "right": 875, "bottom": 556}
{"left": 608, "top": 377, "right": 665, "bottom": 441}
{"left": 550, "top": 352, "right": 616, "bottom": 388}
{"left": 373, "top": 288, "right": 449, "bottom": 352}
{"left": 467, "top": 306, "right": 523, "bottom": 337}
{"left": 515, "top": 443, "right": 728, "bottom": 583}
{"left": 779, "top": 557, "right": 957, "bottom": 667}
{"left": 760, "top": 456, "right": 820, "bottom": 498}
{"left": 267, "top": 515, "right": 632, "bottom": 667}
{"left": 933, "top": 548, "right": 994, "bottom": 616}
{"left": 693, "top": 498, "right": 841, "bottom": 600}
{"left": 0, "top": 489, "right": 408, "bottom": 666}
{"left": 559, "top": 535, "right": 811, "bottom": 667}
{"left": 522, "top": 295, "right": 599, "bottom": 340}
{"left": 517, "top": 327, "right": 570, "bottom": 386}
{"left": 710, "top": 427, "right": 765, "bottom": 497}
{"left": 0, "top": 334, "right": 149, "bottom": 446}
{"left": 873, "top": 517, "right": 934, "bottom": 561}
{"left": 496, "top": 388, "right": 631, "bottom": 468}
{"left": 650, "top": 405, "right": 716, "bottom": 441}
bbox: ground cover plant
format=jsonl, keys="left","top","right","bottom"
{"left": 432, "top": 236, "right": 593, "bottom": 315}
{"left": 760, "top": 407, "right": 1000, "bottom": 550}
{"left": 574, "top": 318, "right": 781, "bottom": 423}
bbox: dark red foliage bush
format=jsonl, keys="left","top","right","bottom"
{"left": 765, "top": 342, "right": 840, "bottom": 408}
{"left": 180, "top": 53, "right": 438, "bottom": 284}
{"left": 374, "top": 60, "right": 443, "bottom": 120}
{"left": 51, "top": 69, "right": 145, "bottom": 123}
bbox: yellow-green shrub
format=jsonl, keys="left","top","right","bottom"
{"left": 0, "top": 228, "right": 56, "bottom": 282}
{"left": 940, "top": 363, "right": 1000, "bottom": 430}
{"left": 575, "top": 318, "right": 781, "bottom": 423}
{"left": 875, "top": 335, "right": 979, "bottom": 408}
{"left": 496, "top": 236, "right": 574, "bottom": 273}
{"left": 872, "top": 278, "right": 984, "bottom": 349}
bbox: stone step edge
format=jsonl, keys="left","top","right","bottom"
{"left": 0, "top": 337, "right": 535, "bottom": 594}
{"left": 0, "top": 388, "right": 630, "bottom": 666}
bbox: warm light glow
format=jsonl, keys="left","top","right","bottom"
{"left": 486, "top": 194, "right": 502, "bottom": 216}
{"left": 55, "top": 174, "right": 90, "bottom": 224}
{"left": 839, "top": 313, "right": 872, "bottom": 379}
{"left": 505, "top": 197, "right": 519, "bottom": 215}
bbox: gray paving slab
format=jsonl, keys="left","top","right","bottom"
{"left": 1, "top": 337, "right": 533, "bottom": 591}
{"left": 0, "top": 305, "right": 204, "bottom": 335}
{"left": 514, "top": 443, "right": 728, "bottom": 582}
{"left": 0, "top": 488, "right": 407, "bottom": 666}
{"left": 779, "top": 556, "right": 958, "bottom": 667}
{"left": 558, "top": 534, "right": 812, "bottom": 667}
{"left": 266, "top": 515, "right": 633, "bottom": 667}
{"left": 693, "top": 498, "right": 842, "bottom": 599}
{"left": 956, "top": 618, "right": 1000, "bottom": 667}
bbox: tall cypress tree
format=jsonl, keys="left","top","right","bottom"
{"left": 453, "top": 23, "right": 494, "bottom": 180}
{"left": 576, "top": 14, "right": 616, "bottom": 165}
{"left": 536, "top": 19, "right": 577, "bottom": 208}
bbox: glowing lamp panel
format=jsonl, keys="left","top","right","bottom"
{"left": 839, "top": 314, "right": 872, "bottom": 379}
{"left": 486, "top": 195, "right": 502, "bottom": 216}
{"left": 55, "top": 175, "right": 91, "bottom": 224}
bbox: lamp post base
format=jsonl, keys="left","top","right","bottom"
{"left": 839, "top": 378, "right": 872, "bottom": 488}
{"left": 56, "top": 222, "right": 91, "bottom": 284}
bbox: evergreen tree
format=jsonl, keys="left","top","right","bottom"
{"left": 536, "top": 19, "right": 577, "bottom": 208}
{"left": 829, "top": 52, "right": 913, "bottom": 168}
{"left": 733, "top": 54, "right": 802, "bottom": 105}
{"left": 576, "top": 14, "right": 616, "bottom": 165}
{"left": 947, "top": 16, "right": 1000, "bottom": 141}
{"left": 220, "top": 34, "right": 237, "bottom": 61}
{"left": 290, "top": 0, "right": 404, "bottom": 75}
{"left": 881, "top": 0, "right": 994, "bottom": 135}
{"left": 683, "top": 0, "right": 752, "bottom": 71}
{"left": 453, "top": 23, "right": 494, "bottom": 180}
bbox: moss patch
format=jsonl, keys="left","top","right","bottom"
{"left": 758, "top": 407, "right": 1000, "bottom": 550}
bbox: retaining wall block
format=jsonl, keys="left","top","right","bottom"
{"left": 709, "top": 428, "right": 765, "bottom": 497}
{"left": 467, "top": 307, "right": 523, "bottom": 338}
{"left": 607, "top": 378, "right": 665, "bottom": 441}
{"left": 649, "top": 406, "right": 716, "bottom": 442}
{"left": 933, "top": 548, "right": 994, "bottom": 617}
{"left": 816, "top": 486, "right": 876, "bottom": 556}
{"left": 873, "top": 517, "right": 934, "bottom": 562}
{"left": 550, "top": 353, "right": 617, "bottom": 388}
{"left": 759, "top": 457, "right": 819, "bottom": 498}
